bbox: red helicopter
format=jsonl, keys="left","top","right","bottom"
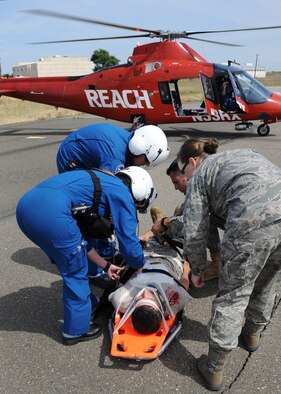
{"left": 1, "top": 9, "right": 281, "bottom": 136}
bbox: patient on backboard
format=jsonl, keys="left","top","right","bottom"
{"left": 109, "top": 240, "right": 192, "bottom": 335}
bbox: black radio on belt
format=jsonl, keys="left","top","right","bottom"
{"left": 71, "top": 170, "right": 114, "bottom": 239}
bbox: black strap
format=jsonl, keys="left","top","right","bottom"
{"left": 162, "top": 233, "right": 183, "bottom": 258}
{"left": 142, "top": 268, "right": 188, "bottom": 292}
{"left": 91, "top": 167, "right": 115, "bottom": 177}
{"left": 84, "top": 169, "right": 102, "bottom": 214}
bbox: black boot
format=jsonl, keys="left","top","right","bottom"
{"left": 197, "top": 347, "right": 230, "bottom": 391}
{"left": 62, "top": 322, "right": 103, "bottom": 346}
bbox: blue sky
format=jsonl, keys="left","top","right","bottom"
{"left": 1, "top": 0, "right": 281, "bottom": 74}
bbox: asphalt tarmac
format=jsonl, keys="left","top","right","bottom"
{"left": 0, "top": 115, "right": 280, "bottom": 393}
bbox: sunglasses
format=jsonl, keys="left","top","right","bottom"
{"left": 179, "top": 160, "right": 189, "bottom": 175}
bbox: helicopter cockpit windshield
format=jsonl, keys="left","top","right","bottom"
{"left": 198, "top": 65, "right": 273, "bottom": 115}
{"left": 230, "top": 70, "right": 272, "bottom": 104}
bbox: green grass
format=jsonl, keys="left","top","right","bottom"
{"left": 257, "top": 71, "right": 281, "bottom": 86}
{"left": 0, "top": 96, "right": 81, "bottom": 125}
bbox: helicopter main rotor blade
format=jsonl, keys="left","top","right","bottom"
{"left": 188, "top": 37, "right": 243, "bottom": 47}
{"left": 23, "top": 9, "right": 160, "bottom": 35}
{"left": 186, "top": 25, "right": 281, "bottom": 36}
{"left": 29, "top": 34, "right": 152, "bottom": 45}
{"left": 22, "top": 9, "right": 281, "bottom": 47}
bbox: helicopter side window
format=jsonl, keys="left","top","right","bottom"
{"left": 233, "top": 71, "right": 272, "bottom": 104}
{"left": 158, "top": 82, "right": 172, "bottom": 104}
{"left": 170, "top": 82, "right": 183, "bottom": 113}
{"left": 201, "top": 74, "right": 214, "bottom": 101}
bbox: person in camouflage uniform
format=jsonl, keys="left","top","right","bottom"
{"left": 147, "top": 159, "right": 221, "bottom": 281}
{"left": 177, "top": 138, "right": 281, "bottom": 391}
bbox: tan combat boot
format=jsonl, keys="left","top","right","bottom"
{"left": 197, "top": 347, "right": 229, "bottom": 391}
{"left": 203, "top": 250, "right": 220, "bottom": 281}
{"left": 240, "top": 320, "right": 262, "bottom": 352}
{"left": 150, "top": 205, "right": 164, "bottom": 223}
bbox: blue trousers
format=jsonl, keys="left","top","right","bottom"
{"left": 16, "top": 187, "right": 98, "bottom": 335}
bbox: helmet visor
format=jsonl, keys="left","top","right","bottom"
{"left": 135, "top": 187, "right": 157, "bottom": 214}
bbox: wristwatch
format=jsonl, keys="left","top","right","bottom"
{"left": 103, "top": 261, "right": 111, "bottom": 273}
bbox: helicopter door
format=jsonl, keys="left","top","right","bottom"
{"left": 227, "top": 70, "right": 249, "bottom": 113}
{"left": 199, "top": 73, "right": 219, "bottom": 115}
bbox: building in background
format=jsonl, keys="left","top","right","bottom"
{"left": 12, "top": 56, "right": 94, "bottom": 77}
{"left": 242, "top": 63, "right": 267, "bottom": 78}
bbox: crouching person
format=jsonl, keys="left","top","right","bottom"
{"left": 16, "top": 166, "right": 156, "bottom": 345}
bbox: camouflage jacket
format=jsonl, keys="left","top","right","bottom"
{"left": 182, "top": 149, "right": 281, "bottom": 275}
{"left": 166, "top": 203, "right": 184, "bottom": 240}
{"left": 166, "top": 202, "right": 221, "bottom": 252}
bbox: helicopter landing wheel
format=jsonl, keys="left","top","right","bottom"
{"left": 257, "top": 123, "right": 270, "bottom": 136}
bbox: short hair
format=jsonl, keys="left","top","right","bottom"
{"left": 166, "top": 159, "right": 181, "bottom": 176}
{"left": 131, "top": 305, "right": 162, "bottom": 334}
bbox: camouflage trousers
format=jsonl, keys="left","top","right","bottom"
{"left": 208, "top": 222, "right": 281, "bottom": 351}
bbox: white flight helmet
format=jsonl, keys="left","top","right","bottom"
{"left": 116, "top": 166, "right": 157, "bottom": 213}
{"left": 129, "top": 125, "right": 170, "bottom": 167}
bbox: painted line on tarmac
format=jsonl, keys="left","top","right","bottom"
{"left": 26, "top": 136, "right": 47, "bottom": 139}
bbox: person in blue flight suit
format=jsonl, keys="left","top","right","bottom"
{"left": 56, "top": 123, "right": 170, "bottom": 174}
{"left": 16, "top": 166, "right": 156, "bottom": 346}
{"left": 56, "top": 122, "right": 170, "bottom": 284}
